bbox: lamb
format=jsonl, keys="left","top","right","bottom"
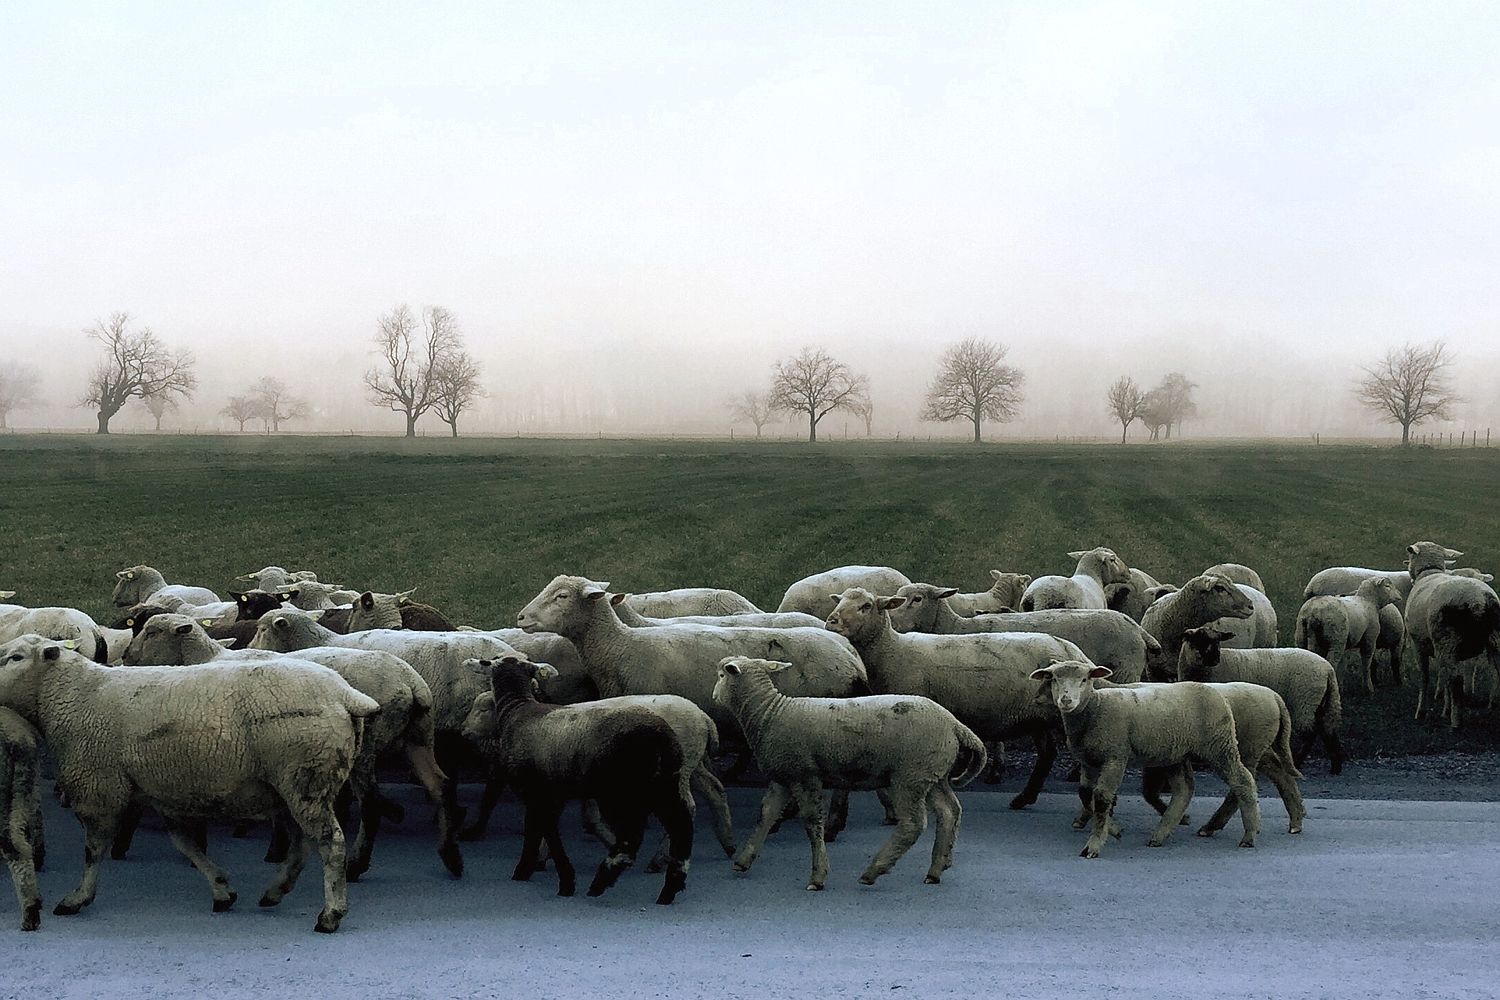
{"left": 126, "top": 614, "right": 460, "bottom": 880}
{"left": 714, "top": 656, "right": 985, "bottom": 889}
{"left": 110, "top": 565, "right": 220, "bottom": 609}
{"left": 610, "top": 594, "right": 822, "bottom": 630}
{"left": 1304, "top": 567, "right": 1416, "bottom": 609}
{"left": 1205, "top": 563, "right": 1267, "bottom": 593}
{"left": 1140, "top": 573, "right": 1255, "bottom": 680}
{"left": 345, "top": 590, "right": 457, "bottom": 632}
{"left": 1176, "top": 626, "right": 1345, "bottom": 773}
{"left": 1404, "top": 542, "right": 1500, "bottom": 729}
{"left": 0, "top": 606, "right": 109, "bottom": 663}
{"left": 624, "top": 588, "right": 762, "bottom": 617}
{"left": 886, "top": 583, "right": 1160, "bottom": 684}
{"left": 1030, "top": 660, "right": 1260, "bottom": 857}
{"left": 481, "top": 628, "right": 597, "bottom": 705}
{"left": 463, "top": 683, "right": 735, "bottom": 868}
{"left": 1105, "top": 566, "right": 1165, "bottom": 623}
{"left": 462, "top": 654, "right": 693, "bottom": 905}
{"left": 1021, "top": 548, "right": 1131, "bottom": 612}
{"left": 776, "top": 566, "right": 913, "bottom": 620}
{"left": 824, "top": 588, "right": 1088, "bottom": 810}
{"left": 0, "top": 706, "right": 43, "bottom": 931}
{"left": 0, "top": 634, "right": 376, "bottom": 932}
{"left": 947, "top": 571, "right": 1031, "bottom": 617}
{"left": 1294, "top": 577, "right": 1400, "bottom": 694}
{"left": 282, "top": 580, "right": 361, "bottom": 610}
{"left": 234, "top": 566, "right": 320, "bottom": 591}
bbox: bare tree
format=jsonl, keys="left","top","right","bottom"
{"left": 1140, "top": 389, "right": 1169, "bottom": 441}
{"left": 1155, "top": 372, "right": 1198, "bottom": 438}
{"left": 137, "top": 390, "right": 179, "bottom": 431}
{"left": 849, "top": 396, "right": 874, "bottom": 437}
{"left": 0, "top": 363, "right": 40, "bottom": 430}
{"left": 768, "top": 348, "right": 870, "bottom": 443}
{"left": 726, "top": 390, "right": 777, "bottom": 438}
{"left": 250, "top": 376, "right": 309, "bottom": 432}
{"left": 363, "top": 304, "right": 460, "bottom": 437}
{"left": 431, "top": 350, "right": 485, "bottom": 438}
{"left": 79, "top": 313, "right": 197, "bottom": 434}
{"left": 221, "top": 395, "right": 259, "bottom": 432}
{"left": 1356, "top": 340, "right": 1461, "bottom": 446}
{"left": 1105, "top": 376, "right": 1146, "bottom": 444}
{"left": 920, "top": 337, "right": 1025, "bottom": 443}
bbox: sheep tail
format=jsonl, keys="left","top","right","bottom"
{"left": 1316, "top": 669, "right": 1343, "bottom": 736}
{"left": 948, "top": 722, "right": 989, "bottom": 788}
{"left": 703, "top": 717, "right": 721, "bottom": 759}
{"left": 1438, "top": 595, "right": 1500, "bottom": 661}
{"left": 1274, "top": 697, "right": 1303, "bottom": 779}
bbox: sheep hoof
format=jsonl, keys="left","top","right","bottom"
{"left": 823, "top": 830, "right": 840, "bottom": 844}
{"left": 439, "top": 845, "right": 465, "bottom": 878}
{"left": 1007, "top": 795, "right": 1034, "bottom": 811}
{"left": 258, "top": 893, "right": 280, "bottom": 908}
{"left": 53, "top": 900, "right": 82, "bottom": 917}
{"left": 723, "top": 845, "right": 737, "bottom": 858}
{"left": 1146, "top": 838, "right": 1165, "bottom": 848}
{"left": 1070, "top": 818, "right": 1088, "bottom": 830}
{"left": 212, "top": 893, "right": 237, "bottom": 913}
{"left": 21, "top": 902, "right": 41, "bottom": 931}
{"left": 314, "top": 909, "right": 343, "bottom": 933}
{"left": 806, "top": 882, "right": 824, "bottom": 891}
{"left": 1238, "top": 838, "right": 1256, "bottom": 849}
{"left": 264, "top": 847, "right": 288, "bottom": 864}
{"left": 923, "top": 875, "right": 940, "bottom": 885}
{"left": 1179, "top": 815, "right": 1190, "bottom": 826}
{"left": 731, "top": 861, "right": 750, "bottom": 873}
{"left": 1196, "top": 828, "right": 1213, "bottom": 838}
{"left": 511, "top": 866, "right": 534, "bottom": 882}
{"left": 1079, "top": 846, "right": 1099, "bottom": 859}
{"left": 645, "top": 858, "right": 666, "bottom": 874}
{"left": 345, "top": 864, "right": 366, "bottom": 883}
{"left": 557, "top": 882, "right": 575, "bottom": 897}
{"left": 858, "top": 873, "right": 876, "bottom": 886}
{"left": 656, "top": 872, "right": 686, "bottom": 905}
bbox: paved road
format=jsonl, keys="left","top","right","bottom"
{"left": 7, "top": 783, "right": 1498, "bottom": 999}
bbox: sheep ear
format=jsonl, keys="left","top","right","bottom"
{"left": 396, "top": 587, "right": 418, "bottom": 603}
{"left": 878, "top": 596, "right": 906, "bottom": 611}
{"left": 175, "top": 623, "right": 194, "bottom": 635}
{"left": 359, "top": 592, "right": 375, "bottom": 608}
{"left": 1209, "top": 628, "right": 1234, "bottom": 641}
{"left": 274, "top": 617, "right": 291, "bottom": 630}
{"left": 580, "top": 583, "right": 609, "bottom": 601}
{"left": 42, "top": 644, "right": 62, "bottom": 661}
{"left": 276, "top": 591, "right": 294, "bottom": 602}
{"left": 1483, "top": 574, "right": 1495, "bottom": 583}
{"left": 610, "top": 593, "right": 628, "bottom": 605}
{"left": 0, "top": 590, "right": 13, "bottom": 599}
{"left": 230, "top": 592, "right": 246, "bottom": 601}
{"left": 1067, "top": 550, "right": 1086, "bottom": 560}
{"left": 1089, "top": 665, "right": 1114, "bottom": 679}
{"left": 1445, "top": 548, "right": 1464, "bottom": 559}
{"left": 217, "top": 638, "right": 237, "bottom": 649}
{"left": 234, "top": 572, "right": 259, "bottom": 582}
{"left": 307, "top": 610, "right": 326, "bottom": 620}
{"left": 126, "top": 571, "right": 136, "bottom": 580}
{"left": 1407, "top": 544, "right": 1419, "bottom": 555}
{"left": 116, "top": 571, "right": 129, "bottom": 579}
{"left": 534, "top": 664, "right": 559, "bottom": 680}
{"left": 990, "top": 570, "right": 1002, "bottom": 581}
{"left": 724, "top": 661, "right": 742, "bottom": 676}
{"left": 469, "top": 659, "right": 491, "bottom": 676}
{"left": 937, "top": 588, "right": 960, "bottom": 600}
{"left": 1028, "top": 667, "right": 1053, "bottom": 681}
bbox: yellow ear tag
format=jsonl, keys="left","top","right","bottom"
{"left": 62, "top": 639, "right": 78, "bottom": 649}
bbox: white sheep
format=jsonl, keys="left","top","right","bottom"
{"left": 1030, "top": 660, "right": 1260, "bottom": 857}
{"left": 1204, "top": 563, "right": 1267, "bottom": 593}
{"left": 624, "top": 588, "right": 763, "bottom": 617}
{"left": 1105, "top": 566, "right": 1166, "bottom": 623}
{"left": 234, "top": 566, "right": 320, "bottom": 591}
{"left": 776, "top": 566, "right": 913, "bottom": 620}
{"left": 1213, "top": 584, "right": 1279, "bottom": 648}
{"left": 0, "top": 634, "right": 376, "bottom": 932}
{"left": 0, "top": 606, "right": 108, "bottom": 663}
{"left": 345, "top": 590, "right": 456, "bottom": 631}
{"left": 1404, "top": 542, "right": 1500, "bottom": 729}
{"left": 128, "top": 614, "right": 461, "bottom": 880}
{"left": 1304, "top": 566, "right": 1416, "bottom": 609}
{"left": 0, "top": 706, "right": 43, "bottom": 931}
{"left": 1140, "top": 573, "right": 1256, "bottom": 680}
{"left": 713, "top": 656, "right": 986, "bottom": 889}
{"left": 947, "top": 571, "right": 1031, "bottom": 617}
{"left": 825, "top": 588, "right": 1088, "bottom": 810}
{"left": 1021, "top": 548, "right": 1131, "bottom": 612}
{"left": 110, "top": 565, "right": 220, "bottom": 608}
{"left": 610, "top": 594, "right": 823, "bottom": 630}
{"left": 886, "top": 583, "right": 1160, "bottom": 684}
{"left": 1294, "top": 577, "right": 1400, "bottom": 694}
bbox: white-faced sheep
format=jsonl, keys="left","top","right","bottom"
{"left": 110, "top": 566, "right": 220, "bottom": 609}
{"left": 947, "top": 571, "right": 1031, "bottom": 617}
{"left": 1030, "top": 660, "right": 1260, "bottom": 857}
{"left": 1021, "top": 548, "right": 1131, "bottom": 612}
{"left": 886, "top": 583, "right": 1160, "bottom": 684}
{"left": 126, "top": 614, "right": 461, "bottom": 880}
{"left": 463, "top": 683, "right": 735, "bottom": 869}
{"left": 1177, "top": 626, "right": 1344, "bottom": 773}
{"left": 610, "top": 594, "right": 822, "bottom": 630}
{"left": 0, "top": 606, "right": 109, "bottom": 663}
{"left": 624, "top": 588, "right": 762, "bottom": 617}
{"left": 0, "top": 634, "right": 376, "bottom": 932}
{"left": 1404, "top": 542, "right": 1500, "bottom": 729}
{"left": 1205, "top": 563, "right": 1268, "bottom": 593}
{"left": 0, "top": 706, "right": 43, "bottom": 931}
{"left": 463, "top": 654, "right": 694, "bottom": 904}
{"left": 824, "top": 588, "right": 1088, "bottom": 810}
{"left": 345, "top": 590, "right": 457, "bottom": 632}
{"left": 1304, "top": 566, "right": 1416, "bottom": 608}
{"left": 776, "top": 566, "right": 913, "bottom": 620}
{"left": 1140, "top": 574, "right": 1255, "bottom": 680}
{"left": 234, "top": 566, "right": 320, "bottom": 591}
{"left": 1214, "top": 584, "right": 1278, "bottom": 648}
{"left": 714, "top": 656, "right": 986, "bottom": 889}
{"left": 1294, "top": 577, "right": 1400, "bottom": 695}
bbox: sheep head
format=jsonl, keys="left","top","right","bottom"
{"left": 712, "top": 656, "right": 789, "bottom": 707}
{"left": 1407, "top": 541, "right": 1463, "bottom": 579}
{"left": 988, "top": 571, "right": 1030, "bottom": 607}
{"left": 824, "top": 587, "right": 903, "bottom": 644}
{"left": 517, "top": 576, "right": 611, "bottom": 638}
{"left": 885, "top": 583, "right": 958, "bottom": 633}
{"left": 1176, "top": 626, "right": 1234, "bottom": 678}
{"left": 1069, "top": 548, "right": 1131, "bottom": 587}
{"left": 1030, "top": 659, "right": 1112, "bottom": 714}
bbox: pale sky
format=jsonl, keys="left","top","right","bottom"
{"left": 3, "top": 1, "right": 1498, "bottom": 435}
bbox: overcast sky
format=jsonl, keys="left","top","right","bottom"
{"left": 3, "top": 1, "right": 1497, "bottom": 435}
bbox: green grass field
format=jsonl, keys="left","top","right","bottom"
{"left": 4, "top": 433, "right": 1497, "bottom": 758}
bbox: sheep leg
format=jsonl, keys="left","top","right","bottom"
{"left": 540, "top": 806, "right": 575, "bottom": 897}
{"left": 791, "top": 783, "right": 830, "bottom": 891}
{"left": 1414, "top": 643, "right": 1433, "bottom": 719}
{"left": 54, "top": 813, "right": 115, "bottom": 916}
{"left": 1009, "top": 729, "right": 1055, "bottom": 810}
{"left": 733, "top": 782, "right": 792, "bottom": 874}
{"left": 265, "top": 812, "right": 291, "bottom": 863}
{"left": 1081, "top": 760, "right": 1124, "bottom": 859}
{"left": 27, "top": 794, "right": 44, "bottom": 872}
{"left": 1388, "top": 643, "right": 1404, "bottom": 687}
{"left": 344, "top": 775, "right": 380, "bottom": 883}
{"left": 1218, "top": 756, "right": 1261, "bottom": 848}
{"left": 110, "top": 799, "right": 143, "bottom": 860}
{"left": 1, "top": 807, "right": 40, "bottom": 931}
{"left": 982, "top": 741, "right": 1005, "bottom": 784}
{"left": 458, "top": 770, "right": 506, "bottom": 841}
{"left": 163, "top": 817, "right": 237, "bottom": 912}
{"left": 257, "top": 811, "right": 308, "bottom": 910}
{"left": 1261, "top": 759, "right": 1306, "bottom": 834}
{"left": 581, "top": 797, "right": 617, "bottom": 848}
{"left": 280, "top": 794, "right": 349, "bottom": 933}
{"left": 1148, "top": 766, "right": 1194, "bottom": 846}
{"left": 825, "top": 789, "right": 851, "bottom": 841}
{"left": 1141, "top": 767, "right": 1190, "bottom": 826}
{"left": 860, "top": 782, "right": 926, "bottom": 886}
{"left": 647, "top": 776, "right": 696, "bottom": 874}
{"left": 1447, "top": 668, "right": 1465, "bottom": 730}
{"left": 1358, "top": 640, "right": 1376, "bottom": 696}
{"left": 690, "top": 764, "right": 736, "bottom": 858}
{"left": 587, "top": 799, "right": 645, "bottom": 897}
{"left": 512, "top": 801, "right": 547, "bottom": 883}
{"left": 923, "top": 781, "right": 962, "bottom": 883}
{"left": 651, "top": 782, "right": 694, "bottom": 905}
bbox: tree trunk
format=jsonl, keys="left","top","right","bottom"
{"left": 808, "top": 413, "right": 817, "bottom": 442}
{"left": 272, "top": 417, "right": 281, "bottom": 432}
{"left": 153, "top": 414, "right": 162, "bottom": 431}
{"left": 96, "top": 410, "right": 111, "bottom": 435}
{"left": 237, "top": 419, "right": 247, "bottom": 432}
{"left": 0, "top": 410, "right": 7, "bottom": 430}
{"left": 1121, "top": 422, "right": 1128, "bottom": 444}
{"left": 448, "top": 419, "right": 458, "bottom": 438}
{"left": 405, "top": 412, "right": 417, "bottom": 438}
{"left": 1401, "top": 422, "right": 1411, "bottom": 446}
{"left": 972, "top": 412, "right": 981, "bottom": 444}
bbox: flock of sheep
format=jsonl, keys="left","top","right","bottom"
{"left": 0, "top": 540, "right": 1495, "bottom": 932}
